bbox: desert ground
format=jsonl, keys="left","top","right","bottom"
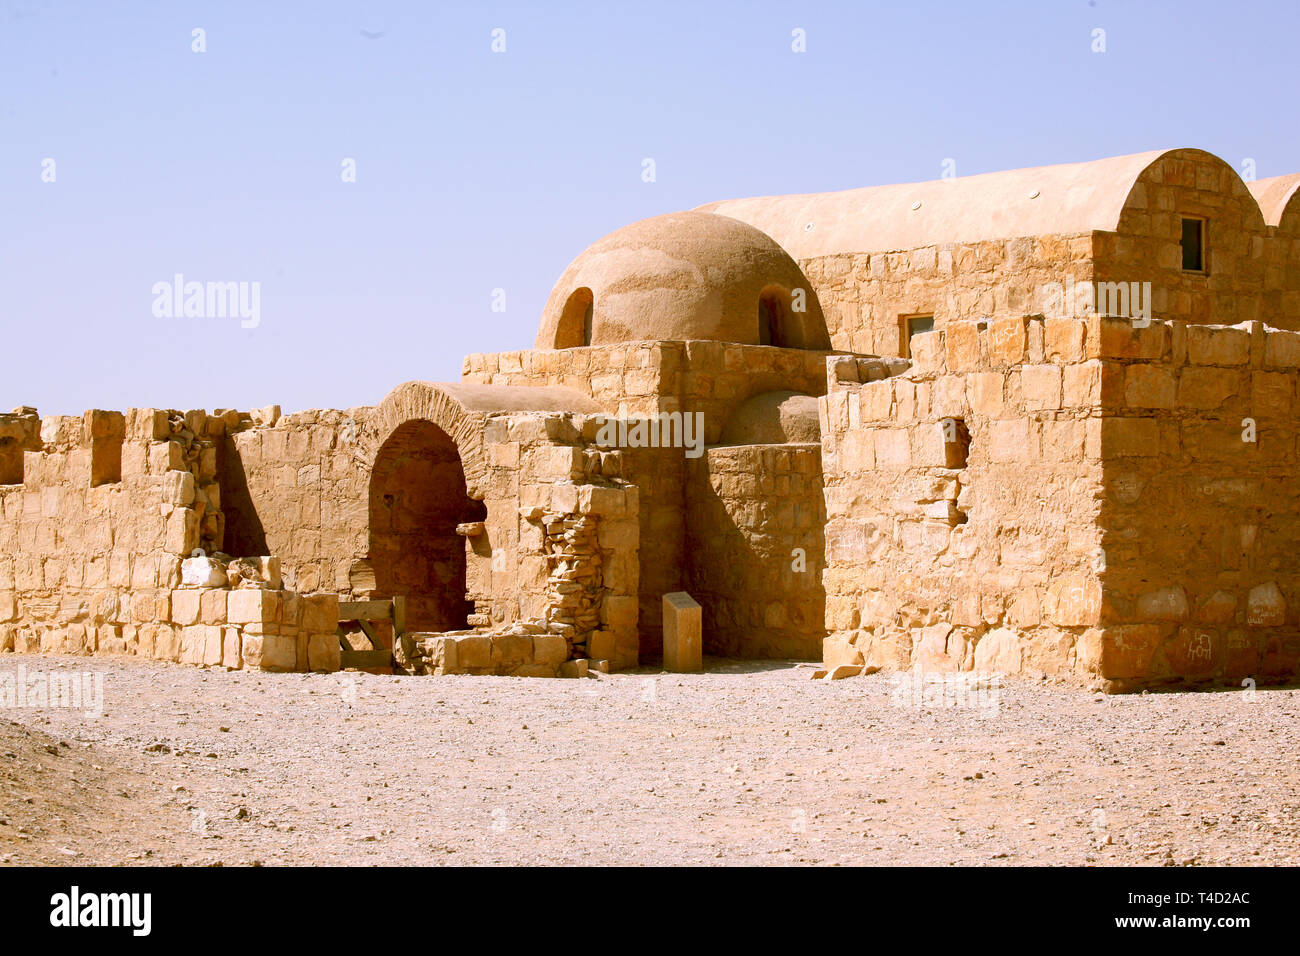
{"left": 2, "top": 655, "right": 1298, "bottom": 867}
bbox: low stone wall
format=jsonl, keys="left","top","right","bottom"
{"left": 402, "top": 621, "right": 589, "bottom": 677}
{"left": 1, "top": 555, "right": 341, "bottom": 673}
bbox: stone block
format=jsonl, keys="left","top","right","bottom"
{"left": 662, "top": 591, "right": 702, "bottom": 673}
{"left": 456, "top": 635, "right": 492, "bottom": 669}
{"left": 307, "top": 633, "right": 341, "bottom": 672}
{"left": 301, "top": 593, "right": 339, "bottom": 633}
{"left": 228, "top": 588, "right": 281, "bottom": 624}
{"left": 1247, "top": 581, "right": 1286, "bottom": 626}
{"left": 180, "top": 556, "right": 227, "bottom": 588}
{"left": 533, "top": 633, "right": 569, "bottom": 667}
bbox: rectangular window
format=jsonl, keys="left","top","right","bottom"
{"left": 1181, "top": 217, "right": 1205, "bottom": 272}
{"left": 901, "top": 314, "right": 935, "bottom": 357}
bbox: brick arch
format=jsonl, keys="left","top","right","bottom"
{"left": 365, "top": 381, "right": 490, "bottom": 500}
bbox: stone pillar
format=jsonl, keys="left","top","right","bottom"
{"left": 662, "top": 591, "right": 702, "bottom": 673}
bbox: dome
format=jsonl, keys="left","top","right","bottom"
{"left": 719, "top": 391, "right": 821, "bottom": 445}
{"left": 536, "top": 211, "right": 830, "bottom": 350}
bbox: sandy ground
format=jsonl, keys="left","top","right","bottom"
{"left": 2, "top": 654, "right": 1298, "bottom": 866}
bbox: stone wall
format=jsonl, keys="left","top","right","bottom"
{"left": 1093, "top": 318, "right": 1300, "bottom": 689}
{"left": 685, "top": 442, "right": 824, "bottom": 658}
{"left": 1097, "top": 151, "right": 1270, "bottom": 327}
{"left": 799, "top": 236, "right": 1093, "bottom": 357}
{"left": 819, "top": 317, "right": 1107, "bottom": 680}
{"left": 0, "top": 406, "right": 230, "bottom": 658}
{"left": 463, "top": 341, "right": 832, "bottom": 656}
{"left": 222, "top": 396, "right": 643, "bottom": 670}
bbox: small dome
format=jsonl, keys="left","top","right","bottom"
{"left": 719, "top": 391, "right": 821, "bottom": 445}
{"left": 536, "top": 211, "right": 830, "bottom": 350}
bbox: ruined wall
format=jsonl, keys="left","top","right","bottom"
{"left": 1094, "top": 318, "right": 1300, "bottom": 689}
{"left": 819, "top": 317, "right": 1106, "bottom": 679}
{"left": 799, "top": 236, "right": 1093, "bottom": 358}
{"left": 222, "top": 406, "right": 368, "bottom": 594}
{"left": 685, "top": 442, "right": 824, "bottom": 659}
{"left": 1097, "top": 150, "right": 1271, "bottom": 327}
{"left": 223, "top": 397, "right": 642, "bottom": 669}
{"left": 0, "top": 406, "right": 233, "bottom": 660}
{"left": 463, "top": 341, "right": 832, "bottom": 657}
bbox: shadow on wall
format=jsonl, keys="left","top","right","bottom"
{"left": 220, "top": 439, "right": 268, "bottom": 558}
{"left": 367, "top": 419, "right": 486, "bottom": 633}
{"left": 684, "top": 442, "right": 826, "bottom": 659}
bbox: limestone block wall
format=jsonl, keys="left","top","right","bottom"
{"left": 0, "top": 406, "right": 230, "bottom": 657}
{"left": 3, "top": 558, "right": 341, "bottom": 674}
{"left": 221, "top": 401, "right": 642, "bottom": 670}
{"left": 799, "top": 236, "right": 1093, "bottom": 357}
{"left": 463, "top": 341, "right": 833, "bottom": 656}
{"left": 222, "top": 406, "right": 369, "bottom": 595}
{"left": 819, "top": 316, "right": 1106, "bottom": 680}
{"left": 685, "top": 442, "right": 824, "bottom": 659}
{"left": 1261, "top": 201, "right": 1300, "bottom": 323}
{"left": 1093, "top": 318, "right": 1300, "bottom": 689}
{"left": 1097, "top": 151, "right": 1269, "bottom": 327}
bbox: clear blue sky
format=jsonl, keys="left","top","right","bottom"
{"left": 3, "top": 0, "right": 1297, "bottom": 415}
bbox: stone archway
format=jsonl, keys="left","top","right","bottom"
{"left": 367, "top": 418, "right": 485, "bottom": 632}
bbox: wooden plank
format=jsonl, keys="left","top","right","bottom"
{"left": 357, "top": 620, "right": 378, "bottom": 646}
{"left": 338, "top": 600, "right": 392, "bottom": 622}
{"left": 340, "top": 649, "right": 393, "bottom": 669}
{"left": 392, "top": 595, "right": 406, "bottom": 638}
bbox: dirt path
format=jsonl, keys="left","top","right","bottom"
{"left": 2, "top": 655, "right": 1298, "bottom": 866}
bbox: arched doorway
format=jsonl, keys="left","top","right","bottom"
{"left": 367, "top": 419, "right": 486, "bottom": 632}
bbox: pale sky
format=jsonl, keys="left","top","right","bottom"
{"left": 3, "top": 0, "right": 1297, "bottom": 415}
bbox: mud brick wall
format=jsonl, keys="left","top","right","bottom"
{"left": 1094, "top": 318, "right": 1300, "bottom": 689}
{"left": 819, "top": 316, "right": 1106, "bottom": 680}
{"left": 800, "top": 236, "right": 1093, "bottom": 358}
{"left": 464, "top": 341, "right": 832, "bottom": 656}
{"left": 0, "top": 406, "right": 231, "bottom": 657}
{"left": 1095, "top": 152, "right": 1268, "bottom": 327}
{"left": 685, "top": 442, "right": 824, "bottom": 659}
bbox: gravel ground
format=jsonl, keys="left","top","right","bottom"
{"left": 2, "top": 654, "right": 1299, "bottom": 866}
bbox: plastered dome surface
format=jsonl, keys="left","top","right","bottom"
{"left": 536, "top": 211, "right": 830, "bottom": 350}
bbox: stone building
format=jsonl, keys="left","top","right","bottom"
{"left": 2, "top": 147, "right": 1299, "bottom": 690}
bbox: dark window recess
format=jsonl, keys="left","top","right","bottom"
{"left": 0, "top": 438, "right": 21, "bottom": 485}
{"left": 758, "top": 292, "right": 792, "bottom": 347}
{"left": 903, "top": 315, "right": 935, "bottom": 357}
{"left": 1181, "top": 217, "right": 1205, "bottom": 272}
{"left": 941, "top": 417, "right": 970, "bottom": 469}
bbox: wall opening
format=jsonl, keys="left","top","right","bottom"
{"left": 758, "top": 286, "right": 797, "bottom": 347}
{"left": 0, "top": 438, "right": 21, "bottom": 485}
{"left": 86, "top": 411, "right": 125, "bottom": 487}
{"left": 1181, "top": 216, "right": 1206, "bottom": 272}
{"left": 901, "top": 314, "right": 935, "bottom": 357}
{"left": 368, "top": 420, "right": 486, "bottom": 633}
{"left": 554, "top": 287, "right": 594, "bottom": 348}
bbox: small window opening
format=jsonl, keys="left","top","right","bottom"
{"left": 1181, "top": 217, "right": 1205, "bottom": 272}
{"left": 758, "top": 288, "right": 797, "bottom": 348}
{"left": 941, "top": 417, "right": 970, "bottom": 469}
{"left": 0, "top": 437, "right": 21, "bottom": 485}
{"left": 86, "top": 410, "right": 125, "bottom": 487}
{"left": 555, "top": 287, "right": 594, "bottom": 348}
{"left": 901, "top": 314, "right": 935, "bottom": 357}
